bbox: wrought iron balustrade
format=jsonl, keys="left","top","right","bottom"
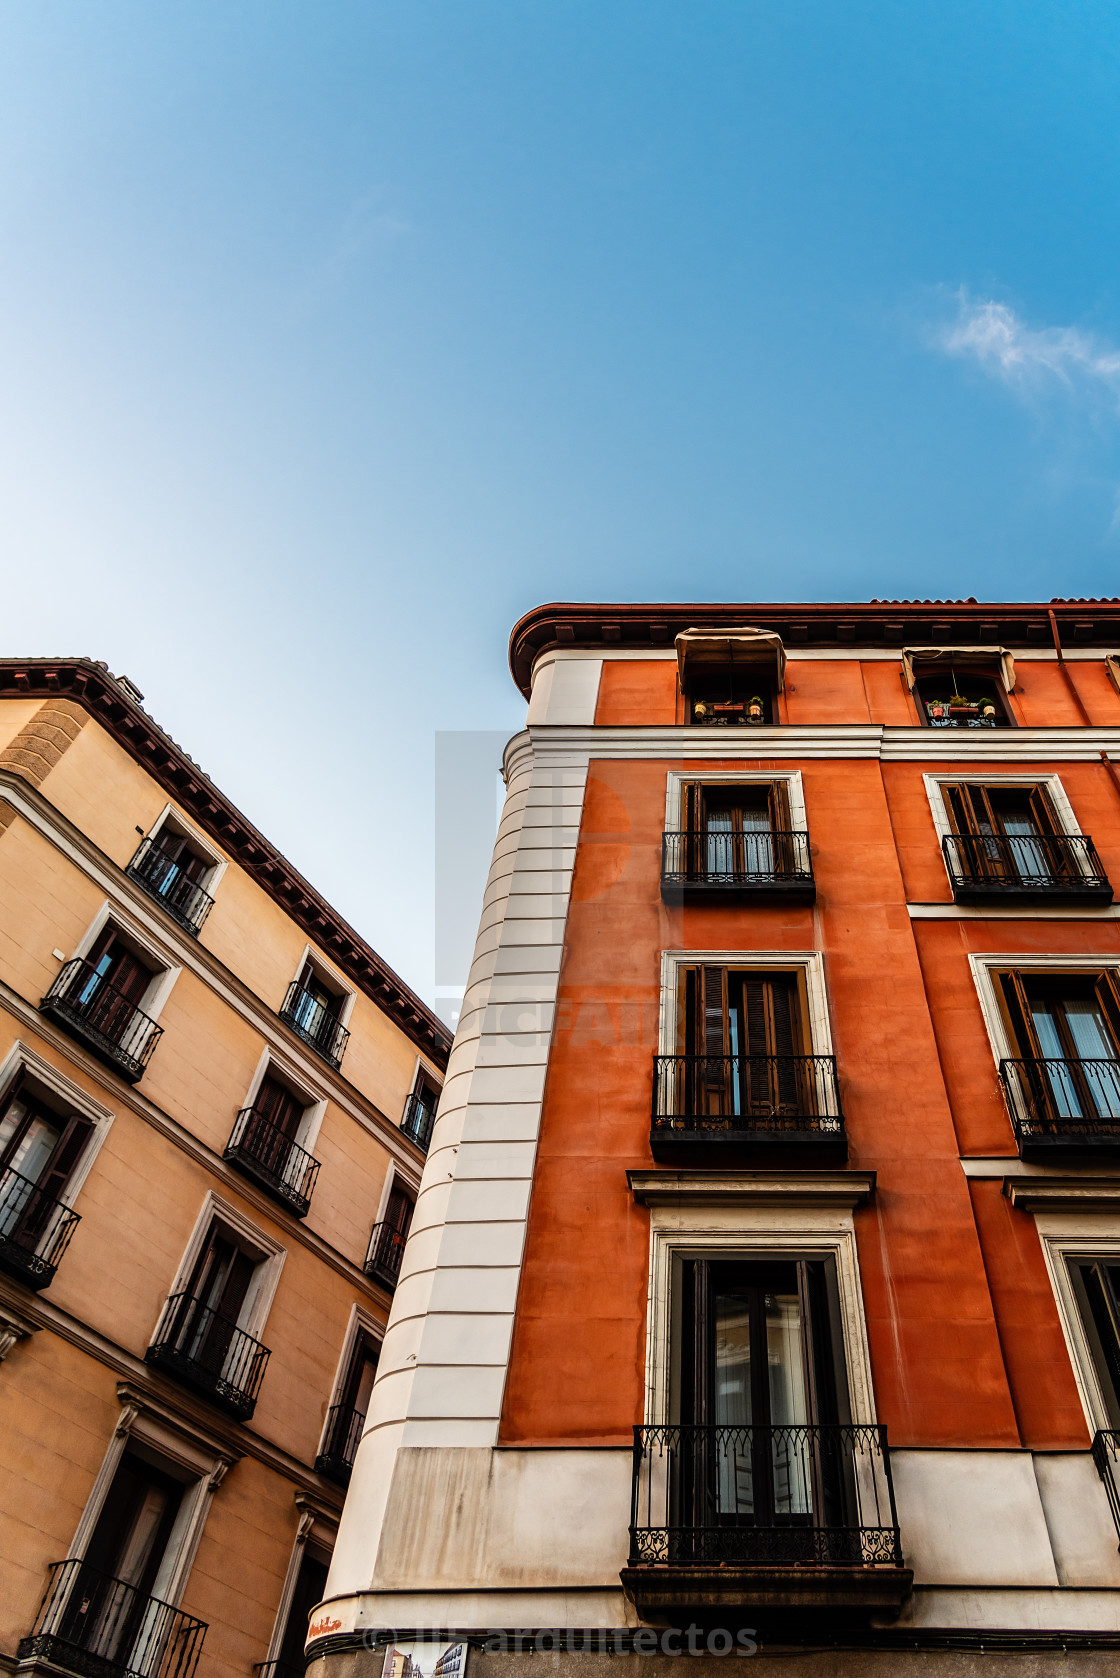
{"left": 944, "top": 832, "right": 1112, "bottom": 903}
{"left": 18, "top": 1558, "right": 206, "bottom": 1678}
{"left": 401, "top": 1089, "right": 437, "bottom": 1150}
{"left": 0, "top": 1165, "right": 80, "bottom": 1288}
{"left": 279, "top": 983, "right": 350, "bottom": 1069}
{"left": 364, "top": 1219, "right": 407, "bottom": 1291}
{"left": 1000, "top": 1057, "right": 1120, "bottom": 1156}
{"left": 41, "top": 959, "right": 163, "bottom": 1082}
{"left": 628, "top": 1423, "right": 903, "bottom": 1569}
{"left": 224, "top": 1106, "right": 320, "bottom": 1218}
{"left": 661, "top": 830, "right": 814, "bottom": 899}
{"left": 315, "top": 1401, "right": 366, "bottom": 1486}
{"left": 652, "top": 1054, "right": 844, "bottom": 1155}
{"left": 145, "top": 1291, "right": 270, "bottom": 1420}
{"left": 127, "top": 838, "right": 215, "bottom": 935}
{"left": 1093, "top": 1431, "right": 1120, "bottom": 1546}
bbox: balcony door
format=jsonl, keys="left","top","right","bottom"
{"left": 244, "top": 1074, "right": 305, "bottom": 1178}
{"left": 274, "top": 1548, "right": 330, "bottom": 1678}
{"left": 62, "top": 1450, "right": 185, "bottom": 1666}
{"left": 681, "top": 966, "right": 803, "bottom": 1120}
{"left": 681, "top": 784, "right": 790, "bottom": 880}
{"left": 0, "top": 1073, "right": 92, "bottom": 1250}
{"left": 945, "top": 784, "right": 1061, "bottom": 883}
{"left": 1001, "top": 972, "right": 1120, "bottom": 1123}
{"left": 292, "top": 962, "right": 342, "bottom": 1046}
{"left": 677, "top": 1258, "right": 847, "bottom": 1553}
{"left": 171, "top": 1226, "right": 259, "bottom": 1384}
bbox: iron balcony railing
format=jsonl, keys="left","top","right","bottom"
{"left": 1000, "top": 1057, "right": 1120, "bottom": 1156}
{"left": 652, "top": 1054, "right": 844, "bottom": 1151}
{"left": 145, "top": 1292, "right": 270, "bottom": 1420}
{"left": 944, "top": 832, "right": 1112, "bottom": 903}
{"left": 0, "top": 1165, "right": 80, "bottom": 1289}
{"left": 41, "top": 959, "right": 163, "bottom": 1082}
{"left": 315, "top": 1401, "right": 366, "bottom": 1486}
{"left": 1093, "top": 1431, "right": 1120, "bottom": 1546}
{"left": 629, "top": 1424, "right": 903, "bottom": 1569}
{"left": 127, "top": 838, "right": 215, "bottom": 936}
{"left": 364, "top": 1219, "right": 407, "bottom": 1291}
{"left": 661, "top": 831, "right": 814, "bottom": 898}
{"left": 279, "top": 983, "right": 350, "bottom": 1070}
{"left": 401, "top": 1089, "right": 437, "bottom": 1151}
{"left": 224, "top": 1106, "right": 320, "bottom": 1218}
{"left": 17, "top": 1558, "right": 206, "bottom": 1678}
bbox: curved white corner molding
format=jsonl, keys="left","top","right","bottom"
{"left": 525, "top": 652, "right": 604, "bottom": 725}
{"left": 325, "top": 723, "right": 592, "bottom": 1618}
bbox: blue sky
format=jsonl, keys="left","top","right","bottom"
{"left": 3, "top": 1, "right": 1120, "bottom": 999}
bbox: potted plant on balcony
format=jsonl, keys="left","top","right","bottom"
{"left": 947, "top": 693, "right": 979, "bottom": 718}
{"left": 747, "top": 695, "right": 765, "bottom": 722}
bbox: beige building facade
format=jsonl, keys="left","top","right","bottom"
{"left": 0, "top": 659, "right": 450, "bottom": 1678}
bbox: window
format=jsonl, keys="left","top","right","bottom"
{"left": 280, "top": 958, "right": 351, "bottom": 1070}
{"left": 914, "top": 673, "right": 1010, "bottom": 728}
{"left": 679, "top": 965, "right": 805, "bottom": 1117}
{"left": 225, "top": 1070, "right": 321, "bottom": 1218}
{"left": 0, "top": 1067, "right": 89, "bottom": 1287}
{"left": 147, "top": 1208, "right": 280, "bottom": 1419}
{"left": 129, "top": 815, "right": 218, "bottom": 937}
{"left": 41, "top": 922, "right": 168, "bottom": 1082}
{"left": 1070, "top": 1260, "right": 1120, "bottom": 1430}
{"left": 365, "top": 1181, "right": 414, "bottom": 1292}
{"left": 316, "top": 1327, "right": 381, "bottom": 1486}
{"left": 687, "top": 670, "right": 775, "bottom": 727}
{"left": 23, "top": 1450, "right": 206, "bottom": 1678}
{"left": 268, "top": 1549, "right": 331, "bottom": 1678}
{"left": 402, "top": 1067, "right": 442, "bottom": 1150}
{"left": 996, "top": 970, "right": 1120, "bottom": 1150}
{"left": 940, "top": 782, "right": 1111, "bottom": 901}
{"left": 662, "top": 774, "right": 813, "bottom": 900}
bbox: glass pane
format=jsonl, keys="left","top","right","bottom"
{"left": 766, "top": 1290, "right": 811, "bottom": 1516}
{"left": 715, "top": 1290, "right": 753, "bottom": 1516}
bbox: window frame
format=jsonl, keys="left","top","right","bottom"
{"left": 142, "top": 805, "right": 227, "bottom": 898}
{"left": 0, "top": 1039, "right": 114, "bottom": 1210}
{"left": 969, "top": 953, "right": 1120, "bottom": 1069}
{"left": 241, "top": 1048, "right": 326, "bottom": 1157}
{"left": 1037, "top": 1223, "right": 1120, "bottom": 1436}
{"left": 658, "top": 949, "right": 835, "bottom": 1060}
{"left": 925, "top": 774, "right": 1088, "bottom": 894}
{"left": 165, "top": 1193, "right": 285, "bottom": 1345}
{"left": 665, "top": 771, "right": 807, "bottom": 837}
{"left": 289, "top": 946, "right": 356, "bottom": 1032}
{"left": 318, "top": 1303, "right": 384, "bottom": 1451}
{"left": 71, "top": 903, "right": 181, "bottom": 1021}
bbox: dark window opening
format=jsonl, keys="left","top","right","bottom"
{"left": 273, "top": 1549, "right": 331, "bottom": 1678}
{"left": 1071, "top": 1261, "right": 1120, "bottom": 1431}
{"left": 316, "top": 1333, "right": 381, "bottom": 1485}
{"left": 914, "top": 672, "right": 1011, "bottom": 728}
{"left": 365, "top": 1183, "right": 414, "bottom": 1290}
{"left": 998, "top": 971, "right": 1120, "bottom": 1142}
{"left": 0, "top": 1069, "right": 88, "bottom": 1285}
{"left": 687, "top": 671, "right": 775, "bottom": 727}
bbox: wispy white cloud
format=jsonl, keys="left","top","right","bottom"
{"left": 935, "top": 293, "right": 1120, "bottom": 405}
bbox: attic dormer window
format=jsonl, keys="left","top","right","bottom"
{"left": 676, "top": 628, "right": 785, "bottom": 727}
{"left": 903, "top": 647, "right": 1016, "bottom": 729}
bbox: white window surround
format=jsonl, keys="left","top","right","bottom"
{"left": 166, "top": 1192, "right": 285, "bottom": 1342}
{"left": 408, "top": 1054, "right": 444, "bottom": 1098}
{"left": 657, "top": 949, "right": 834, "bottom": 1057}
{"left": 640, "top": 1206, "right": 877, "bottom": 1428}
{"left": 73, "top": 901, "right": 181, "bottom": 1020}
{"left": 372, "top": 1159, "right": 420, "bottom": 1231}
{"left": 291, "top": 944, "right": 357, "bottom": 1030}
{"left": 143, "top": 803, "right": 228, "bottom": 893}
{"left": 663, "top": 769, "right": 808, "bottom": 832}
{"left": 1036, "top": 1220, "right": 1120, "bottom": 1435}
{"left": 0, "top": 1039, "right": 114, "bottom": 1205}
{"left": 923, "top": 772, "right": 1103, "bottom": 890}
{"left": 69, "top": 1382, "right": 238, "bottom": 1608}
{"left": 319, "top": 1303, "right": 384, "bottom": 1448}
{"left": 243, "top": 1047, "right": 327, "bottom": 1155}
{"left": 968, "top": 952, "right": 1120, "bottom": 1067}
{"left": 265, "top": 1499, "right": 336, "bottom": 1663}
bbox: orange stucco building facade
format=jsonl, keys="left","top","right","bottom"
{"left": 317, "top": 599, "right": 1120, "bottom": 1673}
{"left": 0, "top": 660, "right": 449, "bottom": 1678}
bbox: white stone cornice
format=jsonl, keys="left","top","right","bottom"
{"left": 512, "top": 723, "right": 1120, "bottom": 765}
{"left": 627, "top": 1169, "right": 876, "bottom": 1208}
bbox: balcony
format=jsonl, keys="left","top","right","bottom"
{"left": 145, "top": 1292, "right": 270, "bottom": 1420}
{"left": 364, "top": 1220, "right": 407, "bottom": 1292}
{"left": 127, "top": 838, "right": 215, "bottom": 936}
{"left": 223, "top": 1107, "right": 320, "bottom": 1218}
{"left": 41, "top": 960, "right": 163, "bottom": 1083}
{"left": 661, "top": 831, "right": 814, "bottom": 905}
{"left": 943, "top": 832, "right": 1112, "bottom": 906}
{"left": 0, "top": 1167, "right": 80, "bottom": 1290}
{"left": 17, "top": 1558, "right": 206, "bottom": 1678}
{"left": 279, "top": 983, "right": 349, "bottom": 1070}
{"left": 621, "top": 1423, "right": 911, "bottom": 1618}
{"left": 652, "top": 1055, "right": 845, "bottom": 1163}
{"left": 315, "top": 1401, "right": 365, "bottom": 1487}
{"left": 1000, "top": 1058, "right": 1120, "bottom": 1158}
{"left": 401, "top": 1089, "right": 437, "bottom": 1151}
{"left": 1093, "top": 1431, "right": 1120, "bottom": 1544}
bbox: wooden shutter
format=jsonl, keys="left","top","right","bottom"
{"left": 385, "top": 1183, "right": 414, "bottom": 1237}
{"left": 1095, "top": 971, "right": 1120, "bottom": 1052}
{"left": 768, "top": 781, "right": 791, "bottom": 831}
{"left": 1028, "top": 786, "right": 1060, "bottom": 837}
{"left": 702, "top": 967, "right": 729, "bottom": 1060}
{"left": 680, "top": 783, "right": 701, "bottom": 832}
{"left": 943, "top": 785, "right": 977, "bottom": 836}
{"left": 255, "top": 1074, "right": 303, "bottom": 1138}
{"left": 106, "top": 946, "right": 151, "bottom": 1006}
{"left": 32, "top": 1112, "right": 94, "bottom": 1205}
{"left": 998, "top": 971, "right": 1038, "bottom": 1058}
